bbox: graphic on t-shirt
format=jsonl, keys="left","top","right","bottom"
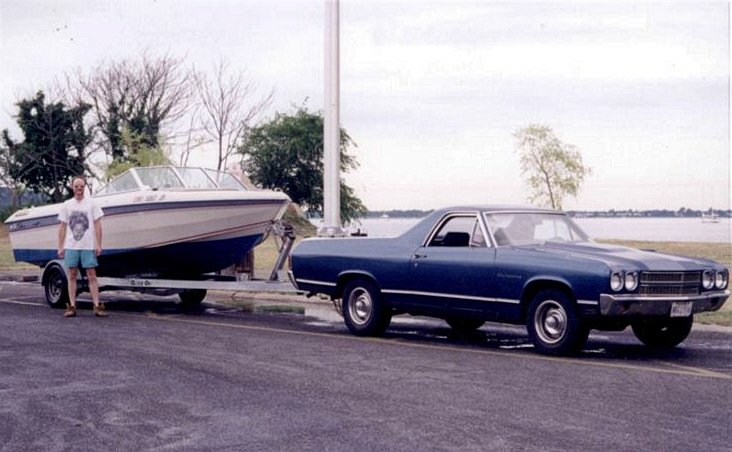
{"left": 69, "top": 210, "right": 89, "bottom": 241}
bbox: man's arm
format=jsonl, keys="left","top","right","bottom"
{"left": 94, "top": 218, "right": 103, "bottom": 256}
{"left": 57, "top": 222, "right": 66, "bottom": 258}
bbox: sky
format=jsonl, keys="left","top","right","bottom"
{"left": 0, "top": 0, "right": 729, "bottom": 212}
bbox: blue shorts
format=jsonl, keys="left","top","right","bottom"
{"left": 64, "top": 249, "right": 98, "bottom": 269}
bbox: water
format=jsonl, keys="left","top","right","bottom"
{"left": 345, "top": 217, "right": 731, "bottom": 243}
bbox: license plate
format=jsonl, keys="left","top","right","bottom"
{"left": 670, "top": 301, "right": 692, "bottom": 317}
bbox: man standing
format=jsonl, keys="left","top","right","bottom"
{"left": 57, "top": 176, "right": 107, "bottom": 317}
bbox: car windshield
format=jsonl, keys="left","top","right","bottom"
{"left": 484, "top": 212, "right": 590, "bottom": 246}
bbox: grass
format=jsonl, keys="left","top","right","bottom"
{"left": 2, "top": 224, "right": 730, "bottom": 325}
{"left": 0, "top": 226, "right": 35, "bottom": 270}
{"left": 597, "top": 239, "right": 732, "bottom": 270}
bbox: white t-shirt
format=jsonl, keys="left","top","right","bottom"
{"left": 58, "top": 197, "right": 104, "bottom": 250}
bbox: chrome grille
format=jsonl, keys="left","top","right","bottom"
{"left": 638, "top": 271, "right": 700, "bottom": 296}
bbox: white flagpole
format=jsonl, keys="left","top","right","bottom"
{"left": 320, "top": 0, "right": 345, "bottom": 237}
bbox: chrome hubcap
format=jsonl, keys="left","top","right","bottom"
{"left": 49, "top": 272, "right": 63, "bottom": 302}
{"left": 534, "top": 300, "right": 567, "bottom": 344}
{"left": 348, "top": 288, "right": 373, "bottom": 326}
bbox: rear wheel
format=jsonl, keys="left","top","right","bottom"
{"left": 43, "top": 264, "right": 69, "bottom": 308}
{"left": 342, "top": 279, "right": 391, "bottom": 336}
{"left": 631, "top": 316, "right": 693, "bottom": 349}
{"left": 527, "top": 289, "right": 589, "bottom": 355}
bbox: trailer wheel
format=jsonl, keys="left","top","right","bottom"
{"left": 179, "top": 289, "right": 207, "bottom": 308}
{"left": 43, "top": 264, "right": 69, "bottom": 308}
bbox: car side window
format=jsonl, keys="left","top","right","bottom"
{"left": 470, "top": 220, "right": 487, "bottom": 247}
{"left": 428, "top": 215, "right": 485, "bottom": 248}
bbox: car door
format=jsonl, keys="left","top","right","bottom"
{"left": 405, "top": 213, "right": 497, "bottom": 316}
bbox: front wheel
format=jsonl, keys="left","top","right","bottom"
{"left": 43, "top": 264, "right": 69, "bottom": 308}
{"left": 527, "top": 289, "right": 588, "bottom": 355}
{"left": 631, "top": 316, "right": 693, "bottom": 349}
{"left": 342, "top": 279, "right": 391, "bottom": 336}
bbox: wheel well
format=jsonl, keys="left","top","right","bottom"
{"left": 520, "top": 280, "right": 576, "bottom": 321}
{"left": 335, "top": 273, "right": 380, "bottom": 299}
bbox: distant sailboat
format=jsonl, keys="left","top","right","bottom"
{"left": 701, "top": 212, "right": 720, "bottom": 223}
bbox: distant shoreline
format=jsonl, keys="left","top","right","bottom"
{"left": 358, "top": 208, "right": 732, "bottom": 219}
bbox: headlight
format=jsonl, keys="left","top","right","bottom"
{"left": 624, "top": 272, "right": 639, "bottom": 291}
{"left": 716, "top": 270, "right": 729, "bottom": 289}
{"left": 610, "top": 272, "right": 624, "bottom": 292}
{"left": 702, "top": 270, "right": 715, "bottom": 290}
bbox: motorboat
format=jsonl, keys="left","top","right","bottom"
{"left": 5, "top": 166, "right": 291, "bottom": 278}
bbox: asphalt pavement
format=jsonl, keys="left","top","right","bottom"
{"left": 1, "top": 275, "right": 731, "bottom": 451}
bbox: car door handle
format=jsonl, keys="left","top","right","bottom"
{"left": 413, "top": 253, "right": 427, "bottom": 259}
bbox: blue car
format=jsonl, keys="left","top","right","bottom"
{"left": 290, "top": 206, "right": 729, "bottom": 355}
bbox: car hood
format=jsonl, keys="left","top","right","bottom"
{"left": 522, "top": 242, "right": 719, "bottom": 271}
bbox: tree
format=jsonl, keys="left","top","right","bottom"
{"left": 104, "top": 128, "right": 172, "bottom": 180}
{"left": 65, "top": 53, "right": 191, "bottom": 163}
{"left": 239, "top": 106, "right": 367, "bottom": 224}
{"left": 1, "top": 91, "right": 91, "bottom": 203}
{"left": 513, "top": 125, "right": 591, "bottom": 210}
{"left": 193, "top": 60, "right": 273, "bottom": 170}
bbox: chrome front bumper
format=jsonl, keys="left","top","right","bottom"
{"left": 598, "top": 290, "right": 729, "bottom": 317}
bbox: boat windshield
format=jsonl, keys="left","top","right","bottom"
{"left": 95, "top": 171, "right": 139, "bottom": 196}
{"left": 95, "top": 166, "right": 248, "bottom": 195}
{"left": 484, "top": 212, "right": 590, "bottom": 246}
{"left": 203, "top": 169, "right": 246, "bottom": 190}
{"left": 175, "top": 167, "right": 217, "bottom": 189}
{"left": 135, "top": 167, "right": 184, "bottom": 189}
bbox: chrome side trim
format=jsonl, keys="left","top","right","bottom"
{"left": 383, "top": 289, "right": 520, "bottom": 304}
{"left": 295, "top": 278, "right": 337, "bottom": 287}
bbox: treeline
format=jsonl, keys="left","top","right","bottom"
{"left": 364, "top": 210, "right": 433, "bottom": 218}
{"left": 567, "top": 209, "right": 732, "bottom": 218}
{"left": 362, "top": 208, "right": 732, "bottom": 219}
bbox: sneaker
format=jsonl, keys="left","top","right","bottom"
{"left": 64, "top": 304, "right": 77, "bottom": 318}
{"left": 93, "top": 303, "right": 109, "bottom": 317}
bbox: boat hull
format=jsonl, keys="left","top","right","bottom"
{"left": 6, "top": 192, "right": 290, "bottom": 277}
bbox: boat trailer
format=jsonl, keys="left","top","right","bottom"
{"left": 40, "top": 220, "right": 300, "bottom": 308}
